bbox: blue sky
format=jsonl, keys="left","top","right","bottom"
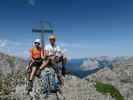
{"left": 0, "top": 0, "right": 133, "bottom": 58}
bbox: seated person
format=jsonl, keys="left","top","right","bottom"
{"left": 26, "top": 38, "right": 48, "bottom": 93}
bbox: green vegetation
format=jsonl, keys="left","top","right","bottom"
{"left": 95, "top": 81, "right": 124, "bottom": 100}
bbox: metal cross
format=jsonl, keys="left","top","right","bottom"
{"left": 32, "top": 21, "right": 54, "bottom": 49}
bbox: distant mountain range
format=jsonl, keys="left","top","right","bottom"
{"left": 0, "top": 51, "right": 132, "bottom": 78}
{"left": 66, "top": 56, "right": 133, "bottom": 78}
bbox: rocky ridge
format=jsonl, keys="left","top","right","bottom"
{"left": 0, "top": 52, "right": 133, "bottom": 100}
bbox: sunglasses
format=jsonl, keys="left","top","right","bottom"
{"left": 34, "top": 42, "right": 40, "bottom": 45}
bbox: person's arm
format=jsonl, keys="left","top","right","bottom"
{"left": 39, "top": 59, "right": 49, "bottom": 70}
{"left": 41, "top": 47, "right": 45, "bottom": 58}
{"left": 40, "top": 48, "right": 50, "bottom": 70}
{"left": 59, "top": 46, "right": 68, "bottom": 64}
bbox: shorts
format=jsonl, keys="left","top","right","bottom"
{"left": 31, "top": 59, "right": 43, "bottom": 68}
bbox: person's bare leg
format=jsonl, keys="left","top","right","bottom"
{"left": 36, "top": 60, "right": 49, "bottom": 76}
{"left": 58, "top": 75, "right": 64, "bottom": 86}
{"left": 26, "top": 67, "right": 37, "bottom": 93}
{"left": 60, "top": 76, "right": 64, "bottom": 86}
{"left": 27, "top": 72, "right": 30, "bottom": 80}
{"left": 29, "top": 67, "right": 37, "bottom": 80}
{"left": 56, "top": 92, "right": 60, "bottom": 100}
{"left": 40, "top": 60, "right": 49, "bottom": 70}
{"left": 26, "top": 60, "right": 33, "bottom": 80}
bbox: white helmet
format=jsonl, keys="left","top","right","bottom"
{"left": 34, "top": 39, "right": 41, "bottom": 44}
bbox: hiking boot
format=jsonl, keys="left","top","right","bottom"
{"left": 26, "top": 80, "right": 33, "bottom": 93}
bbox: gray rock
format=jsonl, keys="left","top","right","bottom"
{"left": 1, "top": 52, "right": 133, "bottom": 100}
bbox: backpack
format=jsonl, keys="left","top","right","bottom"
{"left": 41, "top": 67, "right": 60, "bottom": 94}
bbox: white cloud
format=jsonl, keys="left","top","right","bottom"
{"left": 0, "top": 40, "right": 87, "bottom": 58}
{"left": 0, "top": 40, "right": 8, "bottom": 48}
{"left": 80, "top": 59, "right": 99, "bottom": 71}
{"left": 0, "top": 39, "right": 31, "bottom": 58}
{"left": 59, "top": 42, "right": 89, "bottom": 49}
{"left": 0, "top": 39, "right": 30, "bottom": 47}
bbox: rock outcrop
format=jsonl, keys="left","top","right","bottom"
{"left": 14, "top": 75, "right": 114, "bottom": 100}
{"left": 85, "top": 58, "right": 133, "bottom": 100}
{"left": 0, "top": 52, "right": 26, "bottom": 75}
{"left": 0, "top": 52, "right": 133, "bottom": 100}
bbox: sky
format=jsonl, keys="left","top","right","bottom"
{"left": 0, "top": 0, "right": 133, "bottom": 58}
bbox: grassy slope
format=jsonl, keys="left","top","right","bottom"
{"left": 95, "top": 81, "right": 124, "bottom": 100}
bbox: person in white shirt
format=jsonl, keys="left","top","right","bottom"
{"left": 45, "top": 34, "right": 67, "bottom": 86}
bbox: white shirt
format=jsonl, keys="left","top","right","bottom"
{"left": 45, "top": 44, "right": 64, "bottom": 56}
